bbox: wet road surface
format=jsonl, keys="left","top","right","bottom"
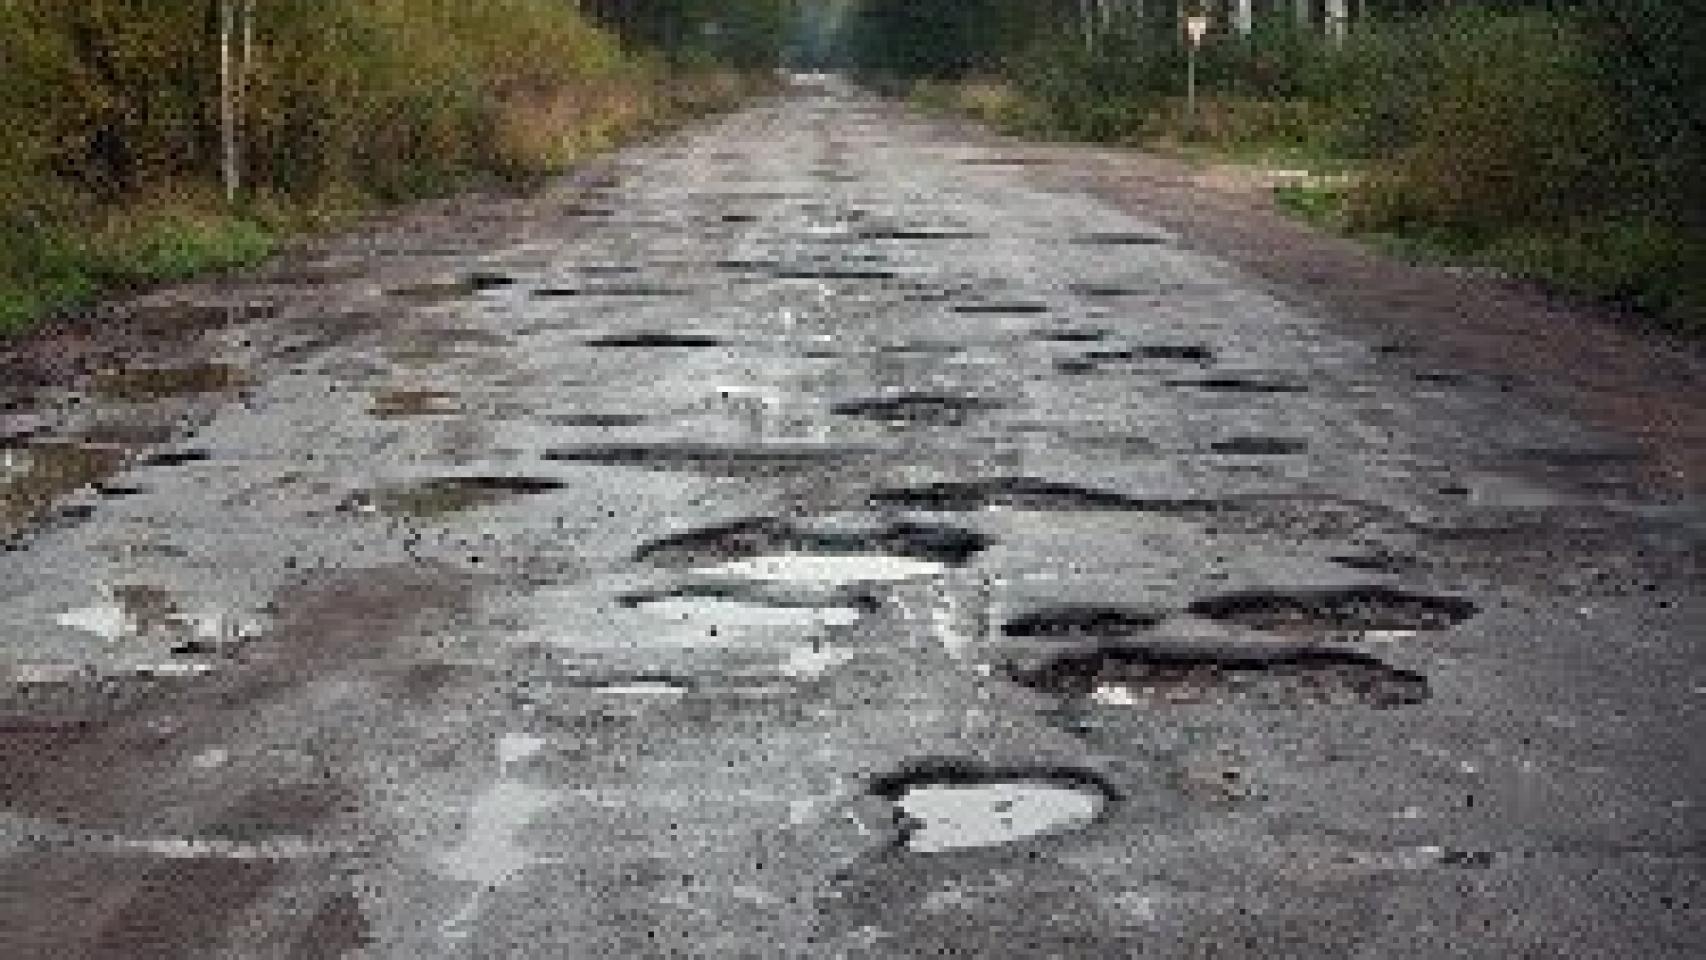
{"left": 3, "top": 78, "right": 1703, "bottom": 958}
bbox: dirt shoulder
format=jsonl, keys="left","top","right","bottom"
{"left": 1005, "top": 134, "right": 1706, "bottom": 497}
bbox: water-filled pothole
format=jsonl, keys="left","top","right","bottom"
{"left": 831, "top": 393, "right": 1005, "bottom": 427}
{"left": 585, "top": 333, "right": 726, "bottom": 349}
{"left": 1166, "top": 376, "right": 1308, "bottom": 394}
{"left": 1210, "top": 437, "right": 1308, "bottom": 456}
{"left": 635, "top": 517, "right": 991, "bottom": 568}
{"left": 622, "top": 593, "right": 867, "bottom": 630}
{"left": 1188, "top": 586, "right": 1478, "bottom": 634}
{"left": 869, "top": 759, "right": 1116, "bottom": 854}
{"left": 90, "top": 363, "right": 247, "bottom": 403}
{"left": 543, "top": 443, "right": 870, "bottom": 476}
{"left": 370, "top": 389, "right": 460, "bottom": 418}
{"left": 1008, "top": 646, "right": 1429, "bottom": 708}
{"left": 1002, "top": 606, "right": 1165, "bottom": 639}
{"left": 1, "top": 443, "right": 124, "bottom": 535}
{"left": 869, "top": 478, "right": 1235, "bottom": 516}
{"left": 359, "top": 477, "right": 566, "bottom": 517}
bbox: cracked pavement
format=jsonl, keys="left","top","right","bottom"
{"left": 2, "top": 77, "right": 1702, "bottom": 958}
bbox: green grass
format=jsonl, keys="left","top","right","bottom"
{"left": 0, "top": 209, "right": 277, "bottom": 337}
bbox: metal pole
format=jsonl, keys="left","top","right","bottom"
{"left": 220, "top": 0, "right": 237, "bottom": 202}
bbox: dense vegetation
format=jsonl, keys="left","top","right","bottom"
{"left": 847, "top": 0, "right": 1704, "bottom": 331}
{"left": 0, "top": 0, "right": 789, "bottom": 334}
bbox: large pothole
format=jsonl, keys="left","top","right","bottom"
{"left": 1002, "top": 606, "right": 1165, "bottom": 640}
{"left": 831, "top": 393, "right": 1006, "bottom": 427}
{"left": 1007, "top": 646, "right": 1429, "bottom": 708}
{"left": 635, "top": 517, "right": 992, "bottom": 568}
{"left": 1166, "top": 375, "right": 1309, "bottom": 394}
{"left": 868, "top": 478, "right": 1236, "bottom": 516}
{"left": 352, "top": 476, "right": 567, "bottom": 518}
{"left": 543, "top": 443, "right": 871, "bottom": 476}
{"left": 869, "top": 759, "right": 1116, "bottom": 854}
{"left": 1188, "top": 586, "right": 1478, "bottom": 635}
{"left": 584, "top": 332, "right": 726, "bottom": 349}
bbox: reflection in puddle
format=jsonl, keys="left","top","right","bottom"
{"left": 90, "top": 363, "right": 247, "bottom": 403}
{"left": 1, "top": 443, "right": 124, "bottom": 535}
{"left": 895, "top": 783, "right": 1103, "bottom": 854}
{"left": 699, "top": 553, "right": 946, "bottom": 584}
{"left": 633, "top": 596, "right": 865, "bottom": 629}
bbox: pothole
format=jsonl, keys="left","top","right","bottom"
{"left": 585, "top": 333, "right": 726, "bottom": 349}
{"left": 533, "top": 284, "right": 690, "bottom": 298}
{"left": 952, "top": 303, "right": 1051, "bottom": 316}
{"left": 1008, "top": 647, "right": 1429, "bottom": 708}
{"left": 635, "top": 518, "right": 991, "bottom": 568}
{"left": 541, "top": 412, "right": 650, "bottom": 428}
{"left": 1070, "top": 233, "right": 1167, "bottom": 246}
{"left": 370, "top": 389, "right": 460, "bottom": 418}
{"left": 957, "top": 157, "right": 1052, "bottom": 167}
{"left": 770, "top": 268, "right": 899, "bottom": 281}
{"left": 1210, "top": 437, "right": 1308, "bottom": 456}
{"left": 1166, "top": 376, "right": 1308, "bottom": 394}
{"left": 1002, "top": 606, "right": 1164, "bottom": 639}
{"left": 858, "top": 229, "right": 987, "bottom": 241}
{"left": 1, "top": 443, "right": 124, "bottom": 536}
{"left": 543, "top": 443, "right": 870, "bottom": 476}
{"left": 137, "top": 449, "right": 212, "bottom": 469}
{"left": 1029, "top": 328, "right": 1112, "bottom": 343}
{"left": 388, "top": 272, "right": 514, "bottom": 300}
{"left": 355, "top": 476, "right": 566, "bottom": 518}
{"left": 1055, "top": 345, "right": 1216, "bottom": 374}
{"left": 868, "top": 478, "right": 1236, "bottom": 516}
{"left": 700, "top": 553, "right": 949, "bottom": 585}
{"left": 1188, "top": 586, "right": 1478, "bottom": 635}
{"left": 830, "top": 393, "right": 1005, "bottom": 427}
{"left": 90, "top": 363, "right": 248, "bottom": 403}
{"left": 869, "top": 759, "right": 1115, "bottom": 854}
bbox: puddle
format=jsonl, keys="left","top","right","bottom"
{"left": 1, "top": 443, "right": 124, "bottom": 535}
{"left": 1009, "top": 646, "right": 1429, "bottom": 708}
{"left": 1070, "top": 233, "right": 1167, "bottom": 246}
{"left": 360, "top": 476, "right": 566, "bottom": 517}
{"left": 1002, "top": 606, "right": 1164, "bottom": 639}
{"left": 543, "top": 442, "right": 870, "bottom": 476}
{"left": 700, "top": 553, "right": 947, "bottom": 585}
{"left": 585, "top": 333, "right": 726, "bottom": 348}
{"left": 869, "top": 478, "right": 1235, "bottom": 516}
{"left": 1210, "top": 437, "right": 1308, "bottom": 456}
{"left": 90, "top": 363, "right": 247, "bottom": 403}
{"left": 869, "top": 759, "right": 1114, "bottom": 854}
{"left": 54, "top": 587, "right": 262, "bottom": 650}
{"left": 370, "top": 389, "right": 460, "bottom": 418}
{"left": 626, "top": 595, "right": 866, "bottom": 629}
{"left": 1188, "top": 586, "right": 1478, "bottom": 635}
{"left": 1166, "top": 376, "right": 1309, "bottom": 394}
{"left": 831, "top": 393, "right": 1005, "bottom": 427}
{"left": 635, "top": 518, "right": 991, "bottom": 568}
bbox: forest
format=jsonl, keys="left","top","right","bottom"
{"left": 0, "top": 0, "right": 791, "bottom": 333}
{"left": 844, "top": 0, "right": 1705, "bottom": 331}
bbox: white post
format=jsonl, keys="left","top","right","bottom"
{"left": 1234, "top": 0, "right": 1253, "bottom": 36}
{"left": 220, "top": 0, "right": 237, "bottom": 202}
{"left": 1325, "top": 0, "right": 1347, "bottom": 46}
{"left": 1295, "top": 0, "right": 1311, "bottom": 29}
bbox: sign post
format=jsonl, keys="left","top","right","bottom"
{"left": 1185, "top": 15, "right": 1210, "bottom": 134}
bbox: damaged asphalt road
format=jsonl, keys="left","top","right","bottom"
{"left": 2, "top": 77, "right": 1703, "bottom": 958}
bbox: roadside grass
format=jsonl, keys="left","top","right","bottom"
{"left": 0, "top": 67, "right": 767, "bottom": 340}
